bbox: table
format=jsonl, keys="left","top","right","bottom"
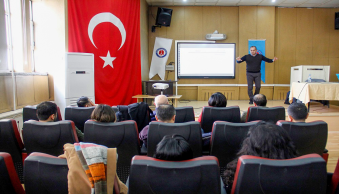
{"left": 132, "top": 95, "right": 182, "bottom": 107}
{"left": 289, "top": 82, "right": 339, "bottom": 107}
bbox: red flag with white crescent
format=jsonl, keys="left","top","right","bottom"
{"left": 68, "top": 0, "right": 141, "bottom": 105}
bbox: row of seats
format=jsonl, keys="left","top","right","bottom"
{"left": 0, "top": 118, "right": 328, "bottom": 184}
{"left": 23, "top": 105, "right": 286, "bottom": 133}
{"left": 2, "top": 152, "right": 339, "bottom": 194}
{"left": 23, "top": 105, "right": 196, "bottom": 132}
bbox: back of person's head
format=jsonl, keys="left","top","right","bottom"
{"left": 287, "top": 102, "right": 308, "bottom": 122}
{"left": 77, "top": 96, "right": 91, "bottom": 107}
{"left": 238, "top": 121, "right": 297, "bottom": 159}
{"left": 36, "top": 101, "right": 58, "bottom": 121}
{"left": 156, "top": 104, "right": 175, "bottom": 122}
{"left": 154, "top": 95, "right": 169, "bottom": 107}
{"left": 90, "top": 104, "right": 116, "bottom": 122}
{"left": 208, "top": 92, "right": 227, "bottom": 107}
{"left": 154, "top": 134, "right": 193, "bottom": 161}
{"left": 253, "top": 94, "right": 267, "bottom": 106}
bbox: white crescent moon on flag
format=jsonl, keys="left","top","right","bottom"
{"left": 88, "top": 12, "right": 126, "bottom": 50}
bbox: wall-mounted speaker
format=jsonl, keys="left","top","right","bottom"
{"left": 155, "top": 7, "right": 173, "bottom": 27}
{"left": 335, "top": 12, "right": 339, "bottom": 30}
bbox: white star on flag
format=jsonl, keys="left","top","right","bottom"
{"left": 100, "top": 51, "right": 116, "bottom": 68}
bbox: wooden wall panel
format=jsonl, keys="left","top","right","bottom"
{"left": 178, "top": 86, "right": 198, "bottom": 101}
{"left": 239, "top": 6, "right": 257, "bottom": 84}
{"left": 312, "top": 9, "right": 331, "bottom": 63}
{"left": 48, "top": 74, "right": 54, "bottom": 100}
{"left": 197, "top": 86, "right": 239, "bottom": 101}
{"left": 166, "top": 7, "right": 185, "bottom": 81}
{"left": 273, "top": 86, "right": 290, "bottom": 100}
{"left": 184, "top": 7, "right": 203, "bottom": 40}
{"left": 329, "top": 8, "right": 339, "bottom": 59}
{"left": 296, "top": 9, "right": 314, "bottom": 66}
{"left": 34, "top": 76, "right": 49, "bottom": 103}
{"left": 220, "top": 7, "right": 239, "bottom": 84}
{"left": 275, "top": 8, "right": 297, "bottom": 84}
{"left": 257, "top": 6, "right": 275, "bottom": 84}
{"left": 202, "top": 7, "right": 221, "bottom": 36}
{"left": 0, "top": 76, "right": 14, "bottom": 113}
{"left": 16, "top": 76, "right": 35, "bottom": 107}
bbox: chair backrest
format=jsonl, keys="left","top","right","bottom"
{"left": 277, "top": 120, "right": 328, "bottom": 156}
{"left": 0, "top": 152, "right": 25, "bottom": 194}
{"left": 23, "top": 120, "right": 79, "bottom": 156}
{"left": 246, "top": 106, "right": 285, "bottom": 123}
{"left": 175, "top": 106, "right": 195, "bottom": 123}
{"left": 128, "top": 155, "right": 222, "bottom": 194}
{"left": 332, "top": 158, "right": 339, "bottom": 194}
{"left": 84, "top": 120, "right": 140, "bottom": 183}
{"left": 210, "top": 121, "right": 259, "bottom": 167}
{"left": 147, "top": 121, "right": 202, "bottom": 158}
{"left": 24, "top": 152, "right": 68, "bottom": 194}
{"left": 23, "top": 105, "right": 63, "bottom": 123}
{"left": 23, "top": 106, "right": 38, "bottom": 122}
{"left": 64, "top": 106, "right": 95, "bottom": 132}
{"left": 0, "top": 119, "right": 24, "bottom": 182}
{"left": 232, "top": 154, "right": 327, "bottom": 194}
{"left": 201, "top": 106, "right": 241, "bottom": 133}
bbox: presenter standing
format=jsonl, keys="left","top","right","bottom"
{"left": 236, "top": 46, "right": 278, "bottom": 104}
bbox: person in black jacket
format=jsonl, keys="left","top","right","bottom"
{"left": 236, "top": 46, "right": 278, "bottom": 104}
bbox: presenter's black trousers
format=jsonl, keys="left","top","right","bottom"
{"left": 246, "top": 72, "right": 261, "bottom": 101}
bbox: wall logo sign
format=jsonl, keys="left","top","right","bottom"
{"left": 156, "top": 48, "right": 167, "bottom": 58}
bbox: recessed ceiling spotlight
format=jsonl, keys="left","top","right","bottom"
{"left": 272, "top": 0, "right": 276, "bottom": 2}
{"left": 183, "top": 0, "right": 187, "bottom": 2}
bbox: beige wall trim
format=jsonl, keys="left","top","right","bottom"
{"left": 178, "top": 84, "right": 290, "bottom": 87}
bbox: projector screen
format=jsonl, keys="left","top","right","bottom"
{"left": 177, "top": 42, "right": 236, "bottom": 79}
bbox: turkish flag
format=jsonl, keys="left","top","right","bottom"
{"left": 68, "top": 0, "right": 141, "bottom": 105}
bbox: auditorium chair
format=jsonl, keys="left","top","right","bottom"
{"left": 147, "top": 121, "right": 202, "bottom": 158}
{"left": 23, "top": 105, "right": 62, "bottom": 122}
{"left": 0, "top": 119, "right": 25, "bottom": 182}
{"left": 331, "top": 158, "right": 339, "bottom": 194}
{"left": 200, "top": 106, "right": 241, "bottom": 133}
{"left": 23, "top": 120, "right": 79, "bottom": 156}
{"left": 231, "top": 154, "right": 327, "bottom": 194}
{"left": 24, "top": 152, "right": 68, "bottom": 194}
{"left": 84, "top": 120, "right": 140, "bottom": 183}
{"left": 246, "top": 106, "right": 285, "bottom": 123}
{"left": 277, "top": 120, "right": 328, "bottom": 161}
{"left": 175, "top": 106, "right": 195, "bottom": 123}
{"left": 128, "top": 155, "right": 226, "bottom": 194}
{"left": 64, "top": 106, "right": 96, "bottom": 132}
{"left": 210, "top": 121, "right": 259, "bottom": 178}
{"left": 0, "top": 152, "right": 25, "bottom": 194}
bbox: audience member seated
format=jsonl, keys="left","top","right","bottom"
{"left": 76, "top": 96, "right": 95, "bottom": 107}
{"left": 153, "top": 134, "right": 193, "bottom": 161}
{"left": 139, "top": 104, "right": 175, "bottom": 147}
{"left": 287, "top": 102, "right": 308, "bottom": 122}
{"left": 241, "top": 94, "right": 267, "bottom": 122}
{"left": 90, "top": 104, "right": 116, "bottom": 122}
{"left": 150, "top": 95, "right": 169, "bottom": 121}
{"left": 198, "top": 92, "right": 227, "bottom": 123}
{"left": 36, "top": 101, "right": 84, "bottom": 141}
{"left": 223, "top": 121, "right": 297, "bottom": 193}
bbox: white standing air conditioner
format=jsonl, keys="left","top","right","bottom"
{"left": 54, "top": 52, "right": 95, "bottom": 119}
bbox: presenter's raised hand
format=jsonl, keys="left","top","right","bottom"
{"left": 273, "top": 57, "right": 278, "bottom": 61}
{"left": 236, "top": 56, "right": 242, "bottom": 62}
